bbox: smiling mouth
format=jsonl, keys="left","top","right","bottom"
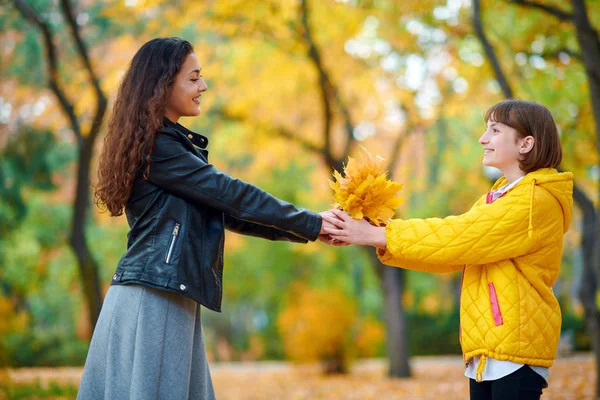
{"left": 484, "top": 149, "right": 494, "bottom": 154}
{"left": 192, "top": 96, "right": 201, "bottom": 104}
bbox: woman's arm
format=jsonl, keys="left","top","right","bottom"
{"left": 148, "top": 135, "right": 322, "bottom": 242}
{"left": 224, "top": 214, "right": 308, "bottom": 243}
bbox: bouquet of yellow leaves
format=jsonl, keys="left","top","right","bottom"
{"left": 329, "top": 147, "right": 403, "bottom": 226}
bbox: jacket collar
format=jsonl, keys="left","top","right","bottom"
{"left": 162, "top": 117, "right": 209, "bottom": 149}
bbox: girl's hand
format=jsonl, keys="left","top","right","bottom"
{"left": 318, "top": 210, "right": 350, "bottom": 246}
{"left": 318, "top": 234, "right": 350, "bottom": 246}
{"left": 321, "top": 209, "right": 387, "bottom": 249}
{"left": 319, "top": 210, "right": 342, "bottom": 235}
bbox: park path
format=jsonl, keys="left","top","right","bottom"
{"left": 4, "top": 353, "right": 594, "bottom": 399}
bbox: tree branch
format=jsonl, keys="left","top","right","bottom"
{"left": 59, "top": 0, "right": 107, "bottom": 140}
{"left": 299, "top": 0, "right": 354, "bottom": 165}
{"left": 12, "top": 0, "right": 82, "bottom": 140}
{"left": 274, "top": 125, "right": 326, "bottom": 155}
{"left": 519, "top": 48, "right": 582, "bottom": 61}
{"left": 571, "top": 0, "right": 600, "bottom": 156}
{"left": 211, "top": 108, "right": 326, "bottom": 157}
{"left": 473, "top": 0, "right": 514, "bottom": 98}
{"left": 508, "top": 0, "right": 573, "bottom": 22}
{"left": 208, "top": 14, "right": 301, "bottom": 55}
{"left": 386, "top": 104, "right": 425, "bottom": 179}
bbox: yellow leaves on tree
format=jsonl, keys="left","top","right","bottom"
{"left": 354, "top": 317, "right": 385, "bottom": 359}
{"left": 277, "top": 284, "right": 357, "bottom": 374}
{"left": 330, "top": 147, "right": 403, "bottom": 226}
{"left": 277, "top": 283, "right": 387, "bottom": 373}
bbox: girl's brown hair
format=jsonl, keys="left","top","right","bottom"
{"left": 485, "top": 100, "right": 562, "bottom": 173}
{"left": 95, "top": 37, "right": 193, "bottom": 216}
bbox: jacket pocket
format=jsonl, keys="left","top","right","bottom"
{"left": 488, "top": 282, "right": 504, "bottom": 326}
{"left": 165, "top": 222, "right": 181, "bottom": 264}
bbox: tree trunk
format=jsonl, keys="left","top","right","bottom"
{"left": 571, "top": 1, "right": 600, "bottom": 396}
{"left": 12, "top": 0, "right": 107, "bottom": 333}
{"left": 572, "top": 0, "right": 600, "bottom": 153}
{"left": 367, "top": 248, "right": 411, "bottom": 377}
{"left": 574, "top": 182, "right": 600, "bottom": 397}
{"left": 323, "top": 349, "right": 348, "bottom": 374}
{"left": 70, "top": 138, "right": 103, "bottom": 332}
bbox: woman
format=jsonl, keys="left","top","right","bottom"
{"left": 79, "top": 37, "right": 334, "bottom": 399}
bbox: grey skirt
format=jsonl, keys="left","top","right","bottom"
{"left": 77, "top": 284, "right": 215, "bottom": 400}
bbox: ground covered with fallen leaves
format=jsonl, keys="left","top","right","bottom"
{"left": 2, "top": 353, "right": 594, "bottom": 399}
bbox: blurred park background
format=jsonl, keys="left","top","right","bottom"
{"left": 1, "top": 0, "right": 600, "bottom": 398}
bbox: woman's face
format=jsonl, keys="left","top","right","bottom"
{"left": 165, "top": 52, "right": 208, "bottom": 122}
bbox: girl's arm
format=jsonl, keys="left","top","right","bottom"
{"left": 322, "top": 212, "right": 463, "bottom": 273}
{"left": 325, "top": 191, "right": 556, "bottom": 266}
{"left": 376, "top": 249, "right": 464, "bottom": 273}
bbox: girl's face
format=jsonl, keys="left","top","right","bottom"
{"left": 165, "top": 52, "right": 208, "bottom": 122}
{"left": 479, "top": 119, "right": 533, "bottom": 172}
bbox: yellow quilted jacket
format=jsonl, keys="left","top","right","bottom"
{"left": 377, "top": 168, "right": 573, "bottom": 378}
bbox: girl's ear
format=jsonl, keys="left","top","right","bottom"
{"left": 519, "top": 136, "right": 535, "bottom": 155}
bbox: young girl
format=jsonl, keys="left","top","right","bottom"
{"left": 79, "top": 37, "right": 335, "bottom": 399}
{"left": 323, "top": 100, "right": 573, "bottom": 400}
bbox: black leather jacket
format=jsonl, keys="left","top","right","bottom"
{"left": 110, "top": 118, "right": 322, "bottom": 311}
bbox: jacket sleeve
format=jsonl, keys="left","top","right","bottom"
{"left": 376, "top": 248, "right": 463, "bottom": 273}
{"left": 148, "top": 135, "right": 322, "bottom": 242}
{"left": 224, "top": 214, "right": 308, "bottom": 243}
{"left": 377, "top": 193, "right": 539, "bottom": 266}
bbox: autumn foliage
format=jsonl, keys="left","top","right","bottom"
{"left": 330, "top": 147, "right": 403, "bottom": 226}
{"left": 277, "top": 283, "right": 385, "bottom": 374}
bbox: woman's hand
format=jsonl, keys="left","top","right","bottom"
{"left": 318, "top": 211, "right": 350, "bottom": 246}
{"left": 321, "top": 209, "right": 387, "bottom": 249}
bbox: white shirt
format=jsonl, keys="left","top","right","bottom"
{"left": 464, "top": 176, "right": 548, "bottom": 383}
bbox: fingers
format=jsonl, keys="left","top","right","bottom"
{"left": 320, "top": 210, "right": 344, "bottom": 221}
{"left": 319, "top": 210, "right": 353, "bottom": 243}
{"left": 328, "top": 234, "right": 350, "bottom": 244}
{"left": 332, "top": 240, "right": 350, "bottom": 246}
{"left": 318, "top": 234, "right": 350, "bottom": 246}
{"left": 321, "top": 215, "right": 340, "bottom": 234}
{"left": 331, "top": 208, "right": 351, "bottom": 222}
{"left": 318, "top": 234, "right": 338, "bottom": 245}
{"left": 322, "top": 219, "right": 341, "bottom": 230}
{"left": 322, "top": 223, "right": 345, "bottom": 235}
{"left": 321, "top": 214, "right": 344, "bottom": 229}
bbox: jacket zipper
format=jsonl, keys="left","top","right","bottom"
{"left": 460, "top": 266, "right": 467, "bottom": 369}
{"left": 488, "top": 282, "right": 504, "bottom": 326}
{"left": 165, "top": 223, "right": 180, "bottom": 264}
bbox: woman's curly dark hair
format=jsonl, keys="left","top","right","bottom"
{"left": 95, "top": 37, "right": 193, "bottom": 216}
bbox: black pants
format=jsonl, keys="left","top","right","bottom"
{"left": 470, "top": 365, "right": 547, "bottom": 400}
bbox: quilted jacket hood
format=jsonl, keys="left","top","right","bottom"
{"left": 491, "top": 168, "right": 573, "bottom": 234}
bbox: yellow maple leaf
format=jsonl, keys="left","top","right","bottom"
{"left": 331, "top": 147, "right": 403, "bottom": 226}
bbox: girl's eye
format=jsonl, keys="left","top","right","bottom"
{"left": 191, "top": 79, "right": 199, "bottom": 82}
